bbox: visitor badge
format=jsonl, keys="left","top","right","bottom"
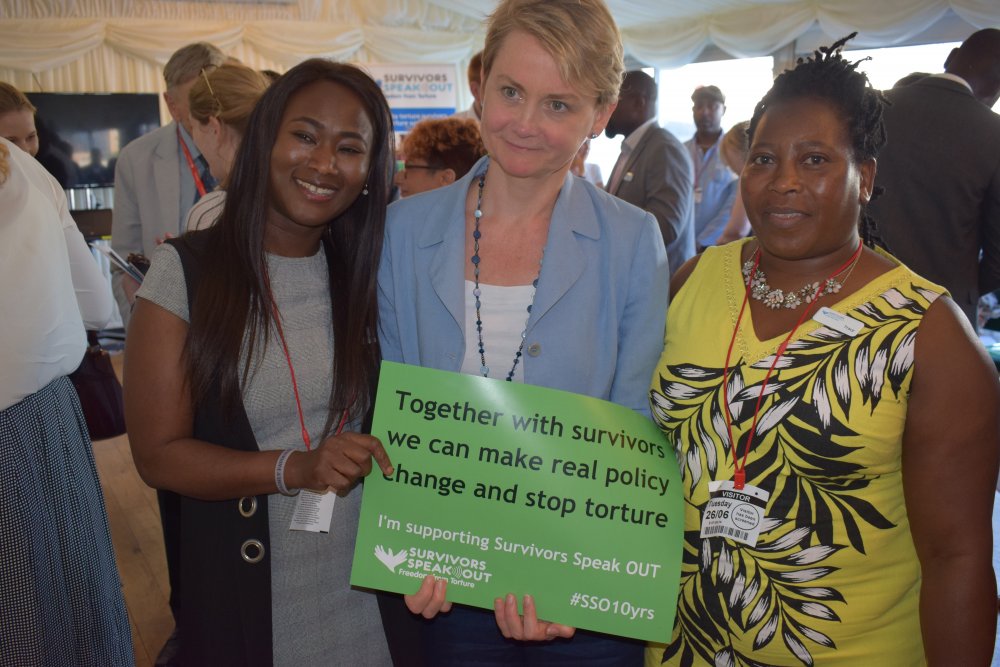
{"left": 700, "top": 480, "right": 769, "bottom": 547}
{"left": 813, "top": 306, "right": 864, "bottom": 337}
{"left": 290, "top": 490, "right": 336, "bottom": 533}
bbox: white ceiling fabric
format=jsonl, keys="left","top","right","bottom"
{"left": 0, "top": 0, "right": 997, "bottom": 94}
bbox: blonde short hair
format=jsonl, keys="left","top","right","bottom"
{"left": 0, "top": 81, "right": 35, "bottom": 115}
{"left": 189, "top": 63, "right": 271, "bottom": 137}
{"left": 482, "top": 0, "right": 624, "bottom": 108}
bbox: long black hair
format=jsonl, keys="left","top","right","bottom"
{"left": 185, "top": 59, "right": 395, "bottom": 426}
{"left": 747, "top": 33, "right": 889, "bottom": 249}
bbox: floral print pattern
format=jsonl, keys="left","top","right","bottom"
{"left": 650, "top": 279, "right": 940, "bottom": 666}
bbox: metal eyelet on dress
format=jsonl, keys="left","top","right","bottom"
{"left": 241, "top": 539, "right": 265, "bottom": 564}
{"left": 238, "top": 496, "right": 257, "bottom": 518}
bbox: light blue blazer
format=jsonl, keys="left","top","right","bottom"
{"left": 378, "top": 157, "right": 669, "bottom": 418}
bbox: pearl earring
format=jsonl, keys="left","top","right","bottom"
{"left": 362, "top": 183, "right": 369, "bottom": 196}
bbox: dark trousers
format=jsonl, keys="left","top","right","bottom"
{"left": 421, "top": 606, "right": 643, "bottom": 667}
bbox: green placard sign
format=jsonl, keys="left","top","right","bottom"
{"left": 351, "top": 362, "right": 683, "bottom": 642}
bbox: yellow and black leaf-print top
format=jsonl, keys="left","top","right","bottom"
{"left": 647, "top": 239, "right": 944, "bottom": 667}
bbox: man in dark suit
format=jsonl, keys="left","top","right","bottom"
{"left": 869, "top": 28, "right": 1000, "bottom": 327}
{"left": 606, "top": 70, "right": 695, "bottom": 276}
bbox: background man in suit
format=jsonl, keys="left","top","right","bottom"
{"left": 111, "top": 42, "right": 226, "bottom": 327}
{"left": 110, "top": 41, "right": 225, "bottom": 667}
{"left": 869, "top": 28, "right": 1000, "bottom": 328}
{"left": 685, "top": 85, "right": 738, "bottom": 249}
{"left": 605, "top": 70, "right": 695, "bottom": 275}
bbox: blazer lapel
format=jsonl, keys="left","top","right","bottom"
{"left": 420, "top": 166, "right": 480, "bottom": 338}
{"left": 615, "top": 134, "right": 652, "bottom": 196}
{"left": 529, "top": 174, "right": 596, "bottom": 326}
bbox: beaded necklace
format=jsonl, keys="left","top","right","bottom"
{"left": 470, "top": 170, "right": 542, "bottom": 381}
{"left": 741, "top": 240, "right": 863, "bottom": 309}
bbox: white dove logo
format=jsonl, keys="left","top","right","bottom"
{"left": 374, "top": 545, "right": 409, "bottom": 573}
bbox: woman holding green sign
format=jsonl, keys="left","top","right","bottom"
{"left": 649, "top": 36, "right": 999, "bottom": 665}
{"left": 378, "top": 0, "right": 668, "bottom": 664}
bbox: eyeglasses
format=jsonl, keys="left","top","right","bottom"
{"left": 400, "top": 162, "right": 443, "bottom": 173}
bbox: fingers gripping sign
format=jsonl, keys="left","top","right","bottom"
{"left": 405, "top": 575, "right": 453, "bottom": 619}
{"left": 494, "top": 593, "right": 576, "bottom": 641}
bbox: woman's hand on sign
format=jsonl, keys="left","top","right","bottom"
{"left": 405, "top": 575, "right": 452, "bottom": 618}
{"left": 285, "top": 432, "right": 393, "bottom": 494}
{"left": 494, "top": 593, "right": 575, "bottom": 641}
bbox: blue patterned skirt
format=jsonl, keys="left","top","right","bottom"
{"left": 0, "top": 376, "right": 133, "bottom": 665}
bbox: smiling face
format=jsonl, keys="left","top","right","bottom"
{"left": 479, "top": 30, "right": 613, "bottom": 182}
{"left": 0, "top": 109, "right": 39, "bottom": 156}
{"left": 267, "top": 80, "right": 373, "bottom": 240}
{"left": 741, "top": 97, "right": 875, "bottom": 262}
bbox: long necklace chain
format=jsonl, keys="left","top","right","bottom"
{"left": 471, "top": 170, "right": 542, "bottom": 381}
{"left": 741, "top": 240, "right": 863, "bottom": 309}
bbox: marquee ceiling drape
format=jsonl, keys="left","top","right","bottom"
{"left": 1, "top": 0, "right": 998, "bottom": 104}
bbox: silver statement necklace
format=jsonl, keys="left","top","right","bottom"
{"left": 741, "top": 241, "right": 863, "bottom": 309}
{"left": 470, "top": 170, "right": 543, "bottom": 381}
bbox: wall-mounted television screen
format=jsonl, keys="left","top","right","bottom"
{"left": 27, "top": 93, "right": 161, "bottom": 189}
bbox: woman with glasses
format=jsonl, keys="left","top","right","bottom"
{"left": 395, "top": 117, "right": 485, "bottom": 198}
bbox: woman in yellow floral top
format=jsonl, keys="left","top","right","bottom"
{"left": 648, "top": 36, "right": 999, "bottom": 666}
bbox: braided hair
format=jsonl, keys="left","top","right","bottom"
{"left": 747, "top": 33, "right": 889, "bottom": 249}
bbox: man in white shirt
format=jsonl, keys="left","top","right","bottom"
{"left": 605, "top": 70, "right": 695, "bottom": 276}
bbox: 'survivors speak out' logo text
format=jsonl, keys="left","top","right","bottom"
{"left": 373, "top": 545, "right": 493, "bottom": 588}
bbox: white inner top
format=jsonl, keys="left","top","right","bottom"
{"left": 461, "top": 279, "right": 534, "bottom": 383}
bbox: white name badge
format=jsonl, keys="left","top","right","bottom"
{"left": 700, "top": 480, "right": 770, "bottom": 547}
{"left": 290, "top": 490, "right": 336, "bottom": 533}
{"left": 813, "top": 306, "right": 864, "bottom": 337}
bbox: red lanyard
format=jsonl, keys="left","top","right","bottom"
{"left": 269, "top": 293, "right": 348, "bottom": 451}
{"left": 721, "top": 241, "right": 862, "bottom": 489}
{"left": 177, "top": 125, "right": 208, "bottom": 198}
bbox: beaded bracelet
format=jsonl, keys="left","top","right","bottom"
{"left": 275, "top": 448, "right": 300, "bottom": 497}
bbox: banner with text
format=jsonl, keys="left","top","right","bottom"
{"left": 364, "top": 63, "right": 458, "bottom": 133}
{"left": 351, "top": 362, "right": 683, "bottom": 642}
